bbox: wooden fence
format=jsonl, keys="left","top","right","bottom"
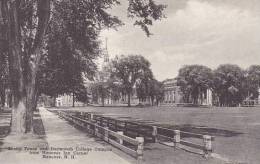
{"left": 156, "top": 126, "right": 213, "bottom": 157}
{"left": 57, "top": 111, "right": 144, "bottom": 161}
{"left": 242, "top": 99, "right": 260, "bottom": 107}
{"left": 56, "top": 110, "right": 214, "bottom": 158}
{"left": 75, "top": 111, "right": 155, "bottom": 142}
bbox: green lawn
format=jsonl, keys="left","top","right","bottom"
{"left": 57, "top": 106, "right": 260, "bottom": 164}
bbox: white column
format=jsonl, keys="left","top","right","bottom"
{"left": 172, "top": 91, "right": 175, "bottom": 103}
{"left": 258, "top": 88, "right": 260, "bottom": 104}
{"left": 206, "top": 89, "right": 212, "bottom": 106}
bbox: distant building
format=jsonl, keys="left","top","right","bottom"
{"left": 161, "top": 78, "right": 213, "bottom": 106}
{"left": 162, "top": 79, "right": 183, "bottom": 105}
{"left": 55, "top": 94, "right": 84, "bottom": 107}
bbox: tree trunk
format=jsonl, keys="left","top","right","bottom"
{"left": 53, "top": 96, "right": 57, "bottom": 107}
{"left": 4, "top": 0, "right": 27, "bottom": 134}
{"left": 72, "top": 92, "right": 75, "bottom": 107}
{"left": 127, "top": 92, "right": 131, "bottom": 107}
{"left": 3, "top": 0, "right": 50, "bottom": 134}
{"left": 0, "top": 87, "right": 5, "bottom": 108}
{"left": 11, "top": 98, "right": 27, "bottom": 134}
{"left": 101, "top": 95, "right": 105, "bottom": 107}
{"left": 151, "top": 96, "right": 154, "bottom": 106}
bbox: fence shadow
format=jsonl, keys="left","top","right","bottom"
{"left": 162, "top": 124, "right": 242, "bottom": 137}
{"left": 32, "top": 112, "right": 46, "bottom": 137}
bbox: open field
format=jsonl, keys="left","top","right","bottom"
{"left": 2, "top": 106, "right": 259, "bottom": 164}
{"left": 61, "top": 106, "right": 260, "bottom": 164}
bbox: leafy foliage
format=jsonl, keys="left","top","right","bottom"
{"left": 110, "top": 55, "right": 153, "bottom": 106}
{"left": 136, "top": 78, "right": 164, "bottom": 105}
{"left": 177, "top": 65, "right": 213, "bottom": 104}
{"left": 90, "top": 81, "right": 110, "bottom": 106}
{"left": 213, "top": 64, "right": 244, "bottom": 106}
{"left": 0, "top": 0, "right": 166, "bottom": 132}
{"left": 38, "top": 0, "right": 166, "bottom": 100}
{"left": 246, "top": 65, "right": 260, "bottom": 97}
{"left": 128, "top": 0, "right": 166, "bottom": 36}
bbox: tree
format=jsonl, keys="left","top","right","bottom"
{"left": 107, "top": 80, "right": 123, "bottom": 103}
{"left": 176, "top": 65, "right": 213, "bottom": 104}
{"left": 0, "top": 0, "right": 165, "bottom": 134}
{"left": 90, "top": 82, "right": 110, "bottom": 106}
{"left": 38, "top": 31, "right": 96, "bottom": 107}
{"left": 0, "top": 0, "right": 52, "bottom": 134}
{"left": 136, "top": 80, "right": 149, "bottom": 102}
{"left": 148, "top": 79, "right": 164, "bottom": 106}
{"left": 74, "top": 84, "right": 90, "bottom": 105}
{"left": 213, "top": 64, "right": 244, "bottom": 106}
{"left": 244, "top": 65, "right": 260, "bottom": 99}
{"left": 0, "top": 6, "right": 9, "bottom": 110}
{"left": 110, "top": 55, "right": 153, "bottom": 107}
{"left": 136, "top": 69, "right": 153, "bottom": 102}
{"left": 136, "top": 77, "right": 164, "bottom": 106}
{"left": 0, "top": 47, "right": 9, "bottom": 109}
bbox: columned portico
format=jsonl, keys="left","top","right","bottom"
{"left": 162, "top": 79, "right": 182, "bottom": 105}
{"left": 162, "top": 78, "right": 213, "bottom": 106}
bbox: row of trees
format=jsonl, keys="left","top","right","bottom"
{"left": 177, "top": 64, "right": 260, "bottom": 106}
{"left": 91, "top": 55, "right": 164, "bottom": 107}
{"left": 0, "top": 0, "right": 166, "bottom": 134}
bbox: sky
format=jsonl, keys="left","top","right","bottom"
{"left": 100, "top": 0, "right": 260, "bottom": 81}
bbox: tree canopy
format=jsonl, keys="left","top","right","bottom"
{"left": 110, "top": 55, "right": 153, "bottom": 106}
{"left": 213, "top": 64, "right": 244, "bottom": 106}
{"left": 176, "top": 65, "right": 213, "bottom": 104}
{"left": 245, "top": 65, "right": 260, "bottom": 98}
{"left": 0, "top": 0, "right": 166, "bottom": 133}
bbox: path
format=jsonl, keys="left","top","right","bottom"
{"left": 0, "top": 108, "right": 132, "bottom": 164}
{"left": 39, "top": 107, "right": 131, "bottom": 164}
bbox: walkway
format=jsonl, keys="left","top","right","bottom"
{"left": 39, "top": 107, "right": 131, "bottom": 164}
{"left": 0, "top": 108, "right": 131, "bottom": 164}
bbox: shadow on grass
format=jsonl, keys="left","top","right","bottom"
{"left": 0, "top": 125, "right": 10, "bottom": 138}
{"left": 0, "top": 109, "right": 11, "bottom": 139}
{"left": 0, "top": 125, "right": 10, "bottom": 152}
{"left": 33, "top": 113, "right": 46, "bottom": 136}
{"left": 0, "top": 109, "right": 11, "bottom": 152}
{"left": 162, "top": 124, "right": 243, "bottom": 137}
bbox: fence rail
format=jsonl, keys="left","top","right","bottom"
{"left": 242, "top": 99, "right": 260, "bottom": 107}
{"left": 57, "top": 111, "right": 144, "bottom": 160}
{"left": 55, "top": 110, "right": 214, "bottom": 158}
{"left": 155, "top": 126, "right": 213, "bottom": 157}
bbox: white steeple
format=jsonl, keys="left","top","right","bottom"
{"left": 103, "top": 37, "right": 109, "bottom": 63}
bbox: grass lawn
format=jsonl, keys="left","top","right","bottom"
{"left": 61, "top": 105, "right": 260, "bottom": 164}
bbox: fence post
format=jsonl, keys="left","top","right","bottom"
{"left": 100, "top": 117, "right": 103, "bottom": 126}
{"left": 124, "top": 122, "right": 128, "bottom": 135}
{"left": 82, "top": 112, "right": 86, "bottom": 120}
{"left": 104, "top": 127, "right": 109, "bottom": 142}
{"left": 90, "top": 113, "right": 94, "bottom": 121}
{"left": 107, "top": 118, "right": 110, "bottom": 127}
{"left": 136, "top": 137, "right": 144, "bottom": 163}
{"left": 87, "top": 124, "right": 90, "bottom": 133}
{"left": 94, "top": 124, "right": 99, "bottom": 136}
{"left": 203, "top": 135, "right": 212, "bottom": 158}
{"left": 173, "top": 130, "right": 180, "bottom": 148}
{"left": 152, "top": 126, "right": 158, "bottom": 143}
{"left": 117, "top": 131, "right": 124, "bottom": 145}
{"left": 115, "top": 120, "right": 118, "bottom": 131}
{"left": 80, "top": 112, "right": 84, "bottom": 118}
{"left": 81, "top": 120, "right": 85, "bottom": 128}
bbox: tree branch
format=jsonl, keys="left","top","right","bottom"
{"left": 32, "top": 0, "right": 50, "bottom": 56}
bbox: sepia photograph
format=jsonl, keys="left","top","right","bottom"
{"left": 0, "top": 0, "right": 260, "bottom": 164}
